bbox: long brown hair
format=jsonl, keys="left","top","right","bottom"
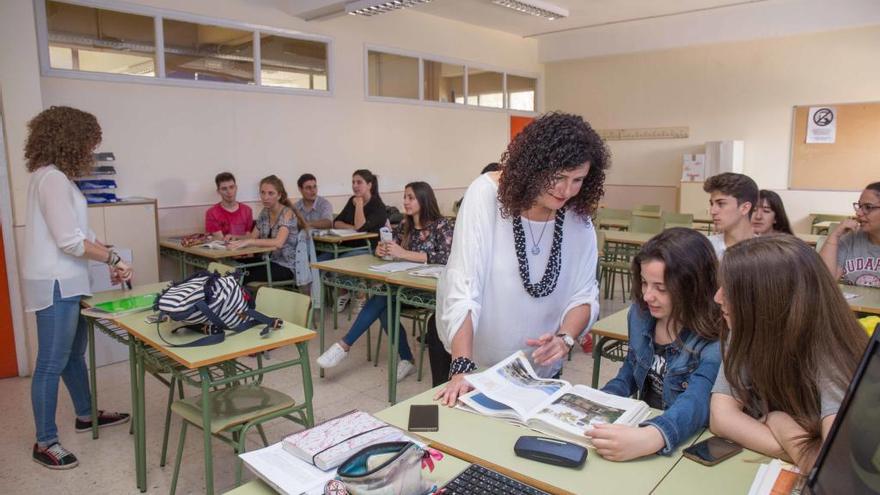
{"left": 631, "top": 227, "right": 723, "bottom": 343}
{"left": 25, "top": 106, "right": 102, "bottom": 178}
{"left": 400, "top": 182, "right": 442, "bottom": 250}
{"left": 757, "top": 190, "right": 793, "bottom": 235}
{"left": 719, "top": 235, "right": 867, "bottom": 455}
{"left": 260, "top": 175, "right": 306, "bottom": 230}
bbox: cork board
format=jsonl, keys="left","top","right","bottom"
{"left": 790, "top": 102, "right": 880, "bottom": 191}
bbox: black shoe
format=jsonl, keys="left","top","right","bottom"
{"left": 75, "top": 410, "right": 130, "bottom": 432}
{"left": 33, "top": 442, "right": 79, "bottom": 470}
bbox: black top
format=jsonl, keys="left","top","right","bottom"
{"left": 335, "top": 195, "right": 388, "bottom": 233}
{"left": 642, "top": 342, "right": 671, "bottom": 410}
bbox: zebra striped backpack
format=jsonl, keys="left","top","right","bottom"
{"left": 153, "top": 270, "right": 282, "bottom": 347}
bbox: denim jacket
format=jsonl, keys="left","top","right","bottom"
{"left": 601, "top": 304, "right": 721, "bottom": 455}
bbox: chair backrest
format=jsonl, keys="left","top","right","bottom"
{"left": 636, "top": 204, "right": 661, "bottom": 213}
{"left": 597, "top": 208, "right": 633, "bottom": 221}
{"left": 661, "top": 212, "right": 694, "bottom": 224}
{"left": 815, "top": 235, "right": 828, "bottom": 252}
{"left": 812, "top": 214, "right": 849, "bottom": 225}
{"left": 255, "top": 287, "right": 311, "bottom": 328}
{"left": 207, "top": 262, "right": 236, "bottom": 275}
{"left": 630, "top": 216, "right": 665, "bottom": 234}
{"left": 596, "top": 230, "right": 606, "bottom": 258}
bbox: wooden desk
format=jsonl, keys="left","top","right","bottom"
{"left": 652, "top": 430, "right": 767, "bottom": 495}
{"left": 159, "top": 237, "right": 274, "bottom": 280}
{"left": 590, "top": 308, "right": 629, "bottom": 388}
{"left": 598, "top": 218, "right": 630, "bottom": 230}
{"left": 601, "top": 230, "right": 822, "bottom": 248}
{"left": 842, "top": 284, "right": 880, "bottom": 315}
{"left": 374, "top": 387, "right": 698, "bottom": 495}
{"left": 84, "top": 283, "right": 316, "bottom": 494}
{"left": 632, "top": 210, "right": 662, "bottom": 219}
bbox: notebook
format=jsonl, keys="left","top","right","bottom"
{"left": 281, "top": 410, "right": 404, "bottom": 470}
{"left": 82, "top": 293, "right": 157, "bottom": 318}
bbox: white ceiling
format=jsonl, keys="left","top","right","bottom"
{"left": 284, "top": 0, "right": 773, "bottom": 37}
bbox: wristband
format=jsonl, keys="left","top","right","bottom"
{"left": 448, "top": 357, "right": 477, "bottom": 378}
{"left": 106, "top": 250, "right": 122, "bottom": 268}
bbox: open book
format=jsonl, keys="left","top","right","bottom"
{"left": 314, "top": 229, "right": 359, "bottom": 237}
{"left": 459, "top": 351, "right": 650, "bottom": 448}
{"left": 407, "top": 265, "right": 444, "bottom": 279}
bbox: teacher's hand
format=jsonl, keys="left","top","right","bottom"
{"left": 433, "top": 373, "right": 473, "bottom": 408}
{"left": 111, "top": 261, "right": 133, "bottom": 283}
{"left": 527, "top": 333, "right": 569, "bottom": 366}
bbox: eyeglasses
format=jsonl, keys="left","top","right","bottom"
{"left": 853, "top": 202, "right": 880, "bottom": 213}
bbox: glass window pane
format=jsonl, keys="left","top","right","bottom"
{"left": 368, "top": 51, "right": 419, "bottom": 99}
{"left": 45, "top": 1, "right": 155, "bottom": 76}
{"left": 467, "top": 69, "right": 504, "bottom": 108}
{"left": 163, "top": 19, "right": 253, "bottom": 84}
{"left": 508, "top": 75, "right": 537, "bottom": 111}
{"left": 260, "top": 34, "right": 328, "bottom": 90}
{"left": 423, "top": 60, "right": 464, "bottom": 104}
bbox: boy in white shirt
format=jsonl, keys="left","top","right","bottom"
{"left": 703, "top": 172, "right": 759, "bottom": 259}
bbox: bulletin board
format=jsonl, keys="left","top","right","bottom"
{"left": 789, "top": 102, "right": 880, "bottom": 191}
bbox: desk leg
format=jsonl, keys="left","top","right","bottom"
{"left": 200, "top": 368, "right": 215, "bottom": 495}
{"left": 591, "top": 335, "right": 606, "bottom": 389}
{"left": 319, "top": 275, "right": 326, "bottom": 379}
{"left": 135, "top": 341, "right": 147, "bottom": 492}
{"left": 298, "top": 342, "right": 315, "bottom": 427}
{"left": 387, "top": 287, "right": 397, "bottom": 404}
{"left": 127, "top": 339, "right": 144, "bottom": 492}
{"left": 264, "top": 254, "right": 273, "bottom": 287}
{"left": 332, "top": 246, "right": 339, "bottom": 329}
{"left": 86, "top": 318, "right": 99, "bottom": 440}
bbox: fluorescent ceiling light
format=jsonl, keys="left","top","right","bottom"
{"left": 492, "top": 0, "right": 569, "bottom": 20}
{"left": 345, "top": 0, "right": 432, "bottom": 17}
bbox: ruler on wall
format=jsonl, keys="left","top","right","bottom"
{"left": 598, "top": 126, "right": 689, "bottom": 141}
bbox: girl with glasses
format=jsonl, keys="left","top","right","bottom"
{"left": 819, "top": 182, "right": 880, "bottom": 287}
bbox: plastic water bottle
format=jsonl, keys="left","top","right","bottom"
{"left": 379, "top": 226, "right": 394, "bottom": 261}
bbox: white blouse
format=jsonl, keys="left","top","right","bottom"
{"left": 437, "top": 174, "right": 600, "bottom": 377}
{"left": 22, "top": 165, "right": 95, "bottom": 312}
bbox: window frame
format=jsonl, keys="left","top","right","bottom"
{"left": 34, "top": 0, "right": 334, "bottom": 97}
{"left": 363, "top": 44, "right": 540, "bottom": 115}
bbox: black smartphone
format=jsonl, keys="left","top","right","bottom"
{"left": 407, "top": 404, "right": 439, "bottom": 432}
{"left": 683, "top": 436, "right": 743, "bottom": 466}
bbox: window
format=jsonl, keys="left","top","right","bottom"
{"left": 423, "top": 60, "right": 464, "bottom": 104}
{"left": 507, "top": 75, "right": 537, "bottom": 112}
{"left": 163, "top": 19, "right": 253, "bottom": 84}
{"left": 368, "top": 51, "right": 419, "bottom": 99}
{"left": 45, "top": 1, "right": 155, "bottom": 76}
{"left": 38, "top": 0, "right": 332, "bottom": 94}
{"left": 366, "top": 47, "right": 539, "bottom": 113}
{"left": 467, "top": 69, "right": 504, "bottom": 109}
{"left": 260, "top": 35, "right": 328, "bottom": 90}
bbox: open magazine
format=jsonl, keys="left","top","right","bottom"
{"left": 459, "top": 351, "right": 650, "bottom": 448}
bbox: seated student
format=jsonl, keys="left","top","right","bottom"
{"left": 294, "top": 173, "right": 333, "bottom": 230}
{"left": 588, "top": 228, "right": 722, "bottom": 461}
{"left": 333, "top": 169, "right": 388, "bottom": 310}
{"left": 317, "top": 182, "right": 454, "bottom": 382}
{"left": 751, "top": 189, "right": 793, "bottom": 235}
{"left": 703, "top": 172, "right": 758, "bottom": 259}
{"left": 819, "top": 181, "right": 880, "bottom": 287}
{"left": 205, "top": 172, "right": 254, "bottom": 240}
{"left": 710, "top": 235, "right": 867, "bottom": 473}
{"left": 229, "top": 175, "right": 306, "bottom": 284}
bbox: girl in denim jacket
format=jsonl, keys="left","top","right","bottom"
{"left": 587, "top": 228, "right": 723, "bottom": 461}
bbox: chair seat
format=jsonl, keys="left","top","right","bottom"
{"left": 400, "top": 307, "right": 431, "bottom": 318}
{"left": 171, "top": 384, "right": 295, "bottom": 434}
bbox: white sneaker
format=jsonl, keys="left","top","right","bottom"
{"left": 335, "top": 293, "right": 350, "bottom": 312}
{"left": 396, "top": 360, "right": 415, "bottom": 382}
{"left": 317, "top": 343, "right": 348, "bottom": 369}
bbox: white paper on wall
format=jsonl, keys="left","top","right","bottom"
{"left": 681, "top": 154, "right": 706, "bottom": 181}
{"left": 806, "top": 107, "right": 837, "bottom": 144}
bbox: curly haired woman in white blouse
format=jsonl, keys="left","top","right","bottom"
{"left": 435, "top": 112, "right": 609, "bottom": 406}
{"left": 23, "top": 107, "right": 132, "bottom": 469}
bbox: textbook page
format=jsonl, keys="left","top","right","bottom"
{"left": 464, "top": 352, "right": 569, "bottom": 419}
{"left": 240, "top": 442, "right": 336, "bottom": 495}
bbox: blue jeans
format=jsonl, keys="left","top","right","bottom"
{"left": 32, "top": 283, "right": 92, "bottom": 446}
{"left": 342, "top": 295, "right": 413, "bottom": 361}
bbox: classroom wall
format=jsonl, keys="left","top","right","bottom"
{"left": 546, "top": 25, "right": 880, "bottom": 231}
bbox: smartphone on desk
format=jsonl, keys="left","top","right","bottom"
{"left": 683, "top": 436, "right": 742, "bottom": 466}
{"left": 408, "top": 405, "right": 439, "bottom": 432}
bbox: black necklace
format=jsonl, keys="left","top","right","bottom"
{"left": 512, "top": 208, "right": 565, "bottom": 298}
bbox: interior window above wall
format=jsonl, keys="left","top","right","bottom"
{"left": 260, "top": 35, "right": 328, "bottom": 90}
{"left": 507, "top": 75, "right": 537, "bottom": 112}
{"left": 163, "top": 19, "right": 254, "bottom": 84}
{"left": 45, "top": 0, "right": 156, "bottom": 77}
{"left": 368, "top": 51, "right": 419, "bottom": 99}
{"left": 467, "top": 69, "right": 504, "bottom": 109}
{"left": 424, "top": 60, "right": 464, "bottom": 104}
